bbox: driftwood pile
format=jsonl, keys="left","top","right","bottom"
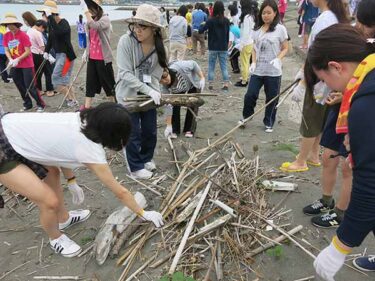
{"left": 94, "top": 137, "right": 305, "bottom": 281}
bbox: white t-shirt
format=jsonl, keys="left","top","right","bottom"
{"left": 2, "top": 112, "right": 107, "bottom": 169}
{"left": 27, "top": 28, "right": 45, "bottom": 55}
{"left": 240, "top": 15, "right": 255, "bottom": 46}
{"left": 252, "top": 24, "right": 288, "bottom": 77}
{"left": 308, "top": 10, "right": 338, "bottom": 48}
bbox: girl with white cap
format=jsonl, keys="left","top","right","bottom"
{"left": 116, "top": 4, "right": 168, "bottom": 179}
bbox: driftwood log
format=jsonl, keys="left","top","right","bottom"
{"left": 94, "top": 192, "right": 147, "bottom": 265}
{"left": 125, "top": 96, "right": 205, "bottom": 113}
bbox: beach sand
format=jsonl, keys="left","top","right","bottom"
{"left": 0, "top": 9, "right": 374, "bottom": 281}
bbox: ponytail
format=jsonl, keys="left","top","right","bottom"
{"left": 327, "top": 0, "right": 350, "bottom": 24}
{"left": 154, "top": 28, "right": 168, "bottom": 69}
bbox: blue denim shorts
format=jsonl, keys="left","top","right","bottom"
{"left": 52, "top": 53, "right": 74, "bottom": 87}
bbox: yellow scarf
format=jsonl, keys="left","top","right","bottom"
{"left": 336, "top": 54, "right": 375, "bottom": 134}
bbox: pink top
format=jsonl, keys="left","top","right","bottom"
{"left": 3, "top": 30, "right": 33, "bottom": 68}
{"left": 27, "top": 28, "right": 44, "bottom": 55}
{"left": 278, "top": 0, "right": 288, "bottom": 13}
{"left": 89, "top": 29, "right": 104, "bottom": 60}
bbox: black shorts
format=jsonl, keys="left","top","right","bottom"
{"left": 86, "top": 59, "right": 116, "bottom": 98}
{"left": 187, "top": 25, "right": 192, "bottom": 38}
{"left": 320, "top": 104, "right": 346, "bottom": 154}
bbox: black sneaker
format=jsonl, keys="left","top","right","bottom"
{"left": 234, "top": 80, "right": 248, "bottom": 87}
{"left": 208, "top": 85, "right": 213, "bottom": 91}
{"left": 221, "top": 86, "right": 229, "bottom": 93}
{"left": 303, "top": 199, "right": 335, "bottom": 216}
{"left": 311, "top": 210, "right": 342, "bottom": 228}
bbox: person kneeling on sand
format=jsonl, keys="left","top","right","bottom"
{"left": 0, "top": 102, "right": 164, "bottom": 257}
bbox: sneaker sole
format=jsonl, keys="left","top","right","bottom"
{"left": 311, "top": 221, "right": 340, "bottom": 229}
{"left": 352, "top": 260, "right": 375, "bottom": 272}
{"left": 303, "top": 208, "right": 334, "bottom": 216}
{"left": 59, "top": 211, "right": 92, "bottom": 231}
{"left": 51, "top": 246, "right": 82, "bottom": 258}
{"left": 130, "top": 174, "right": 153, "bottom": 180}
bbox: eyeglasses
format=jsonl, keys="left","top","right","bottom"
{"left": 131, "top": 23, "right": 151, "bottom": 31}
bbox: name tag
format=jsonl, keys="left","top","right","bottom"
{"left": 143, "top": 74, "right": 152, "bottom": 84}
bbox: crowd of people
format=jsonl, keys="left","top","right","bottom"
{"left": 0, "top": 0, "right": 375, "bottom": 279}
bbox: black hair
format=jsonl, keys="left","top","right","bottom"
{"left": 80, "top": 102, "right": 132, "bottom": 151}
{"left": 213, "top": 1, "right": 225, "bottom": 18}
{"left": 165, "top": 67, "right": 177, "bottom": 87}
{"left": 79, "top": 14, "right": 83, "bottom": 24}
{"left": 240, "top": 0, "right": 259, "bottom": 26}
{"left": 209, "top": 3, "right": 213, "bottom": 7}
{"left": 357, "top": 0, "right": 375, "bottom": 29}
{"left": 256, "top": 0, "right": 279, "bottom": 32}
{"left": 160, "top": 6, "right": 165, "bottom": 12}
{"left": 228, "top": 4, "right": 238, "bottom": 17}
{"left": 305, "top": 24, "right": 375, "bottom": 91}
{"left": 199, "top": 3, "right": 206, "bottom": 11}
{"left": 326, "top": 0, "right": 350, "bottom": 24}
{"left": 177, "top": 5, "right": 188, "bottom": 18}
{"left": 154, "top": 29, "right": 168, "bottom": 69}
{"left": 132, "top": 10, "right": 136, "bottom": 16}
{"left": 35, "top": 19, "right": 47, "bottom": 30}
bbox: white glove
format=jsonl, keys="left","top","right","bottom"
{"left": 141, "top": 210, "right": 164, "bottom": 228}
{"left": 237, "top": 42, "right": 244, "bottom": 52}
{"left": 294, "top": 68, "right": 304, "bottom": 81}
{"left": 68, "top": 184, "right": 85, "bottom": 205}
{"left": 48, "top": 54, "right": 56, "bottom": 64}
{"left": 270, "top": 58, "right": 282, "bottom": 72}
{"left": 313, "top": 81, "right": 330, "bottom": 105}
{"left": 314, "top": 242, "right": 347, "bottom": 281}
{"left": 10, "top": 58, "right": 19, "bottom": 67}
{"left": 199, "top": 78, "right": 205, "bottom": 91}
{"left": 82, "top": 49, "right": 88, "bottom": 63}
{"left": 147, "top": 89, "right": 161, "bottom": 105}
{"left": 164, "top": 125, "right": 173, "bottom": 138}
{"left": 80, "top": 0, "right": 89, "bottom": 13}
{"left": 291, "top": 82, "right": 306, "bottom": 102}
{"left": 249, "top": 63, "right": 256, "bottom": 73}
{"left": 43, "top": 52, "right": 49, "bottom": 60}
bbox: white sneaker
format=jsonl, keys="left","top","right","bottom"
{"left": 66, "top": 100, "right": 79, "bottom": 107}
{"left": 170, "top": 133, "right": 178, "bottom": 139}
{"left": 36, "top": 106, "right": 45, "bottom": 113}
{"left": 130, "top": 168, "right": 153, "bottom": 180}
{"left": 50, "top": 234, "right": 81, "bottom": 257}
{"left": 59, "top": 209, "right": 91, "bottom": 230}
{"left": 265, "top": 126, "right": 273, "bottom": 133}
{"left": 185, "top": 131, "right": 194, "bottom": 138}
{"left": 144, "top": 160, "right": 156, "bottom": 172}
{"left": 238, "top": 120, "right": 246, "bottom": 128}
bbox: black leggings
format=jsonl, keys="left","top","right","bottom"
{"left": 32, "top": 53, "right": 54, "bottom": 91}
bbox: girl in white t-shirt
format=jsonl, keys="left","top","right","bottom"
{"left": 0, "top": 103, "right": 164, "bottom": 258}
{"left": 239, "top": 0, "right": 288, "bottom": 132}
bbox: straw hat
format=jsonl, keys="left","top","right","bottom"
{"left": 125, "top": 4, "right": 163, "bottom": 28}
{"left": 84, "top": 0, "right": 103, "bottom": 14}
{"left": 37, "top": 0, "right": 59, "bottom": 14}
{"left": 0, "top": 13, "right": 23, "bottom": 27}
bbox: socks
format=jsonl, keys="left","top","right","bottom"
{"left": 322, "top": 194, "right": 333, "bottom": 206}
{"left": 334, "top": 207, "right": 345, "bottom": 221}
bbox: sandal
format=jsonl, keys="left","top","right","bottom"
{"left": 280, "top": 162, "right": 309, "bottom": 172}
{"left": 295, "top": 155, "right": 321, "bottom": 167}
{"left": 46, "top": 91, "right": 55, "bottom": 97}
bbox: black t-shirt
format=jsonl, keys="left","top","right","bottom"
{"left": 199, "top": 17, "right": 230, "bottom": 51}
{"left": 46, "top": 16, "right": 76, "bottom": 61}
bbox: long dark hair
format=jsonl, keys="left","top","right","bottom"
{"left": 79, "top": 14, "right": 83, "bottom": 24}
{"left": 154, "top": 28, "right": 168, "bottom": 69}
{"left": 357, "top": 0, "right": 375, "bottom": 34}
{"left": 22, "top": 11, "right": 37, "bottom": 27}
{"left": 256, "top": 0, "right": 279, "bottom": 32}
{"left": 177, "top": 5, "right": 188, "bottom": 18}
{"left": 228, "top": 4, "right": 238, "bottom": 17}
{"left": 326, "top": 0, "right": 350, "bottom": 24}
{"left": 240, "top": 0, "right": 259, "bottom": 26}
{"left": 305, "top": 24, "right": 374, "bottom": 90}
{"left": 213, "top": 1, "right": 225, "bottom": 18}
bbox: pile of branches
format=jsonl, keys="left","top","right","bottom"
{"left": 98, "top": 137, "right": 303, "bottom": 281}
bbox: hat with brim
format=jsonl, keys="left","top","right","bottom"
{"left": 0, "top": 13, "right": 23, "bottom": 27}
{"left": 84, "top": 0, "right": 103, "bottom": 13}
{"left": 125, "top": 4, "right": 163, "bottom": 28}
{"left": 37, "top": 0, "right": 59, "bottom": 14}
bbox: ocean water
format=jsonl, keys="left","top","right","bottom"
{"left": 0, "top": 3, "right": 132, "bottom": 26}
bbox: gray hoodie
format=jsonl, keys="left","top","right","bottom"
{"left": 169, "top": 15, "right": 188, "bottom": 44}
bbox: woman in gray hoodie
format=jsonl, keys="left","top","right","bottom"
{"left": 169, "top": 5, "right": 188, "bottom": 62}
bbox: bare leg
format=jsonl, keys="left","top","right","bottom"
{"left": 283, "top": 136, "right": 318, "bottom": 170}
{"left": 336, "top": 159, "right": 352, "bottom": 210}
{"left": 0, "top": 164, "right": 61, "bottom": 239}
{"left": 43, "top": 166, "right": 69, "bottom": 223}
{"left": 321, "top": 148, "right": 340, "bottom": 197}
{"left": 61, "top": 167, "right": 74, "bottom": 180}
{"left": 84, "top": 97, "right": 93, "bottom": 108}
{"left": 308, "top": 135, "right": 321, "bottom": 164}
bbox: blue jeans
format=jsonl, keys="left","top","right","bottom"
{"left": 125, "top": 109, "right": 157, "bottom": 172}
{"left": 243, "top": 74, "right": 281, "bottom": 128}
{"left": 208, "top": 51, "right": 229, "bottom": 83}
{"left": 78, "top": 33, "right": 87, "bottom": 49}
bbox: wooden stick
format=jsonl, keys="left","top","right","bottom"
{"left": 167, "top": 136, "right": 180, "bottom": 173}
{"left": 33, "top": 277, "right": 82, "bottom": 280}
{"left": 203, "top": 242, "right": 218, "bottom": 281}
{"left": 125, "top": 175, "right": 162, "bottom": 196}
{"left": 168, "top": 164, "right": 225, "bottom": 275}
{"left": 0, "top": 261, "right": 31, "bottom": 280}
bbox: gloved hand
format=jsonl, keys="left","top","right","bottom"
{"left": 164, "top": 125, "right": 173, "bottom": 138}
{"left": 80, "top": 0, "right": 89, "bottom": 13}
{"left": 43, "top": 52, "right": 49, "bottom": 60}
{"left": 314, "top": 240, "right": 347, "bottom": 281}
{"left": 147, "top": 89, "right": 161, "bottom": 105}
{"left": 10, "top": 58, "right": 19, "bottom": 67}
{"left": 199, "top": 78, "right": 205, "bottom": 91}
{"left": 291, "top": 82, "right": 306, "bottom": 102}
{"left": 237, "top": 42, "right": 244, "bottom": 52}
{"left": 48, "top": 54, "right": 56, "bottom": 64}
{"left": 313, "top": 81, "right": 330, "bottom": 105}
{"left": 294, "top": 68, "right": 304, "bottom": 82}
{"left": 82, "top": 49, "right": 88, "bottom": 63}
{"left": 140, "top": 210, "right": 164, "bottom": 227}
{"left": 68, "top": 184, "right": 85, "bottom": 205}
{"left": 270, "top": 58, "right": 282, "bottom": 72}
{"left": 249, "top": 63, "right": 256, "bottom": 73}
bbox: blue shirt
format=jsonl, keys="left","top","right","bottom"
{"left": 302, "top": 0, "right": 319, "bottom": 24}
{"left": 192, "top": 10, "right": 207, "bottom": 31}
{"left": 230, "top": 25, "right": 240, "bottom": 39}
{"left": 0, "top": 33, "right": 5, "bottom": 55}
